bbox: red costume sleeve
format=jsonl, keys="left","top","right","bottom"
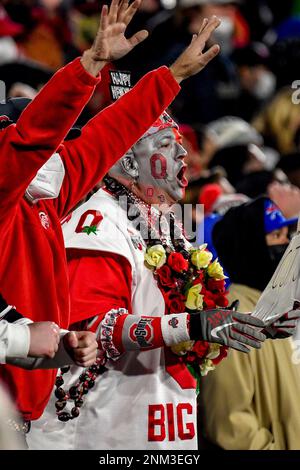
{"left": 0, "top": 58, "right": 99, "bottom": 222}
{"left": 55, "top": 66, "right": 181, "bottom": 219}
{"left": 67, "top": 249, "right": 133, "bottom": 324}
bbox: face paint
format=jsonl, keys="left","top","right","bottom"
{"left": 133, "top": 127, "right": 188, "bottom": 203}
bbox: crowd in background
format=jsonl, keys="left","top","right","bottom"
{"left": 1, "top": 0, "right": 300, "bottom": 220}
{"left": 2, "top": 0, "right": 300, "bottom": 451}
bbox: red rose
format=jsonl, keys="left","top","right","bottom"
{"left": 156, "top": 265, "right": 176, "bottom": 289}
{"left": 203, "top": 297, "right": 216, "bottom": 309}
{"left": 212, "top": 346, "right": 228, "bottom": 365}
{"left": 193, "top": 340, "right": 210, "bottom": 357}
{"left": 164, "top": 291, "right": 186, "bottom": 314}
{"left": 167, "top": 252, "right": 189, "bottom": 273}
{"left": 186, "top": 341, "right": 210, "bottom": 363}
{"left": 214, "top": 294, "right": 229, "bottom": 308}
{"left": 207, "top": 278, "right": 226, "bottom": 293}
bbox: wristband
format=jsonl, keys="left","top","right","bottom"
{"left": 161, "top": 313, "right": 190, "bottom": 347}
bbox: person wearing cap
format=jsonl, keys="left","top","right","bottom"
{"left": 0, "top": 3, "right": 224, "bottom": 442}
{"left": 27, "top": 110, "right": 267, "bottom": 450}
{"left": 199, "top": 197, "right": 300, "bottom": 450}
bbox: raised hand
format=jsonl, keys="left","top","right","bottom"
{"left": 169, "top": 16, "right": 221, "bottom": 84}
{"left": 28, "top": 322, "right": 60, "bottom": 358}
{"left": 105, "top": 0, "right": 148, "bottom": 60}
{"left": 81, "top": 0, "right": 148, "bottom": 77}
{"left": 189, "top": 308, "right": 266, "bottom": 353}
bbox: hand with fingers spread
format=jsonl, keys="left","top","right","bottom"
{"left": 81, "top": 0, "right": 148, "bottom": 77}
{"left": 169, "top": 15, "right": 221, "bottom": 84}
{"left": 63, "top": 331, "right": 98, "bottom": 367}
{"left": 263, "top": 304, "right": 300, "bottom": 339}
{"left": 189, "top": 308, "right": 266, "bottom": 353}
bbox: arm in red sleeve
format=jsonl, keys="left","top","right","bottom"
{"left": 67, "top": 249, "right": 191, "bottom": 360}
{"left": 55, "top": 66, "right": 181, "bottom": 219}
{"left": 0, "top": 58, "right": 100, "bottom": 221}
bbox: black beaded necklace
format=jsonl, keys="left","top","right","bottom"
{"left": 55, "top": 357, "right": 107, "bottom": 422}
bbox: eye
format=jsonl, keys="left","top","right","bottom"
{"left": 160, "top": 139, "right": 171, "bottom": 148}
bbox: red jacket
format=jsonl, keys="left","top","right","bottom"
{"left": 0, "top": 58, "right": 180, "bottom": 421}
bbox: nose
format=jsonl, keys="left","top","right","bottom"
{"left": 176, "top": 142, "right": 187, "bottom": 158}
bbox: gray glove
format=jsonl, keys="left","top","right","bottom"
{"left": 190, "top": 308, "right": 266, "bottom": 353}
{"left": 263, "top": 306, "right": 300, "bottom": 339}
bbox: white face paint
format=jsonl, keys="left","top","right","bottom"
{"left": 131, "top": 128, "right": 188, "bottom": 204}
{"left": 25, "top": 153, "right": 65, "bottom": 204}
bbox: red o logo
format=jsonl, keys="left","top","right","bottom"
{"left": 129, "top": 319, "right": 153, "bottom": 348}
{"left": 150, "top": 154, "right": 167, "bottom": 179}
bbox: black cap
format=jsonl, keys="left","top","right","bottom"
{"left": 0, "top": 97, "right": 82, "bottom": 141}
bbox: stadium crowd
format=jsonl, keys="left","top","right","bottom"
{"left": 1, "top": 0, "right": 300, "bottom": 452}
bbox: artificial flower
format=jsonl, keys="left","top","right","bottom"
{"left": 164, "top": 291, "right": 186, "bottom": 314}
{"left": 190, "top": 246, "right": 213, "bottom": 269}
{"left": 212, "top": 346, "right": 228, "bottom": 365}
{"left": 207, "top": 278, "right": 226, "bottom": 293}
{"left": 144, "top": 244, "right": 166, "bottom": 269}
{"left": 156, "top": 265, "right": 176, "bottom": 289}
{"left": 203, "top": 296, "right": 216, "bottom": 309}
{"left": 207, "top": 259, "right": 226, "bottom": 280}
{"left": 167, "top": 252, "right": 189, "bottom": 273}
{"left": 206, "top": 343, "right": 222, "bottom": 360}
{"left": 214, "top": 294, "right": 229, "bottom": 308}
{"left": 199, "top": 359, "right": 216, "bottom": 376}
{"left": 171, "top": 340, "right": 195, "bottom": 356}
{"left": 185, "top": 284, "right": 204, "bottom": 310}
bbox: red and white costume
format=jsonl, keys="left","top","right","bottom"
{"left": 28, "top": 188, "right": 198, "bottom": 450}
{"left": 0, "top": 60, "right": 180, "bottom": 421}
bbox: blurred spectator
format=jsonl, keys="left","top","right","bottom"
{"left": 268, "top": 181, "right": 300, "bottom": 219}
{"left": 207, "top": 116, "right": 268, "bottom": 186}
{"left": 234, "top": 169, "right": 300, "bottom": 219}
{"left": 270, "top": 38, "right": 300, "bottom": 90}
{"left": 206, "top": 115, "right": 263, "bottom": 148}
{"left": 0, "top": 60, "right": 53, "bottom": 93}
{"left": 199, "top": 182, "right": 248, "bottom": 215}
{"left": 179, "top": 123, "right": 203, "bottom": 181}
{"left": 199, "top": 197, "right": 300, "bottom": 450}
{"left": 253, "top": 87, "right": 300, "bottom": 154}
{"left": 117, "top": 0, "right": 246, "bottom": 124}
{"left": 0, "top": 5, "right": 22, "bottom": 64}
{"left": 277, "top": 152, "right": 300, "bottom": 189}
{"left": 10, "top": 0, "right": 75, "bottom": 69}
{"left": 9, "top": 81, "right": 37, "bottom": 99}
{"left": 231, "top": 42, "right": 276, "bottom": 121}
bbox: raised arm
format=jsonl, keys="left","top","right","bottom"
{"left": 54, "top": 16, "right": 222, "bottom": 218}
{"left": 0, "top": 59, "right": 100, "bottom": 221}
{"left": 0, "top": 1, "right": 141, "bottom": 220}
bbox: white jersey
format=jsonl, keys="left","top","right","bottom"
{"left": 28, "top": 189, "right": 197, "bottom": 450}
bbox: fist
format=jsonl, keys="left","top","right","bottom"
{"left": 63, "top": 331, "right": 98, "bottom": 367}
{"left": 28, "top": 322, "right": 60, "bottom": 359}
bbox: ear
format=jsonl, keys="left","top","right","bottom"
{"left": 120, "top": 149, "right": 139, "bottom": 179}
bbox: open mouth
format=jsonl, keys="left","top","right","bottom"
{"left": 177, "top": 165, "right": 188, "bottom": 188}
